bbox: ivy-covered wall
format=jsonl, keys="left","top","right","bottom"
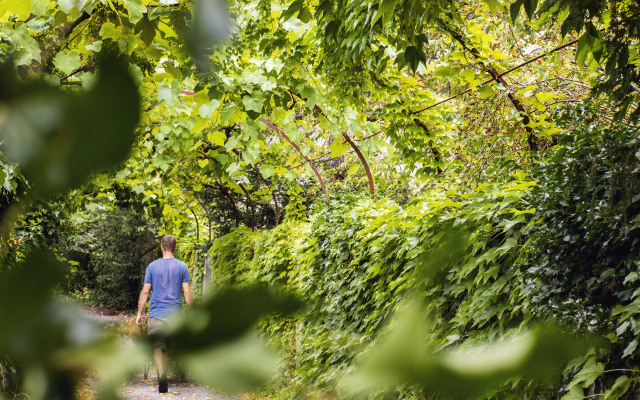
{"left": 205, "top": 180, "right": 537, "bottom": 397}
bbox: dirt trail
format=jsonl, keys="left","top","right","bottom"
{"left": 80, "top": 308, "right": 234, "bottom": 400}
{"left": 119, "top": 369, "right": 231, "bottom": 400}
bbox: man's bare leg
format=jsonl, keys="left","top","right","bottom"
{"left": 153, "top": 348, "right": 165, "bottom": 377}
{"left": 154, "top": 348, "right": 168, "bottom": 392}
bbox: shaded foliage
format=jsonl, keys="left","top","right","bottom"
{"left": 61, "top": 207, "right": 157, "bottom": 309}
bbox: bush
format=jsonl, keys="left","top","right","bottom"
{"left": 61, "top": 207, "right": 157, "bottom": 309}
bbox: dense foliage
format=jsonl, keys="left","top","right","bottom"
{"left": 1, "top": 0, "right": 640, "bottom": 398}
{"left": 60, "top": 207, "right": 157, "bottom": 308}
{"left": 204, "top": 110, "right": 640, "bottom": 398}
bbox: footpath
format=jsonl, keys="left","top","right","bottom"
{"left": 80, "top": 307, "right": 234, "bottom": 400}
{"left": 118, "top": 367, "right": 229, "bottom": 400}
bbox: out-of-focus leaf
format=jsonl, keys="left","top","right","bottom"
{"left": 139, "top": 286, "right": 304, "bottom": 393}
{"left": 416, "top": 226, "right": 472, "bottom": 279}
{"left": 0, "top": 0, "right": 32, "bottom": 21}
{"left": 166, "top": 286, "right": 303, "bottom": 352}
{"left": 0, "top": 57, "right": 140, "bottom": 198}
{"left": 187, "top": 0, "right": 233, "bottom": 67}
{"left": 341, "top": 300, "right": 596, "bottom": 399}
{"left": 0, "top": 249, "right": 65, "bottom": 348}
{"left": 181, "top": 333, "right": 280, "bottom": 393}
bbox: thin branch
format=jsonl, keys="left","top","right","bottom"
{"left": 237, "top": 183, "right": 256, "bottom": 231}
{"left": 342, "top": 132, "right": 375, "bottom": 197}
{"left": 411, "top": 38, "right": 580, "bottom": 115}
{"left": 189, "top": 207, "right": 200, "bottom": 243}
{"left": 61, "top": 12, "right": 91, "bottom": 38}
{"left": 355, "top": 131, "right": 382, "bottom": 141}
{"left": 290, "top": 92, "right": 375, "bottom": 196}
{"left": 259, "top": 117, "right": 328, "bottom": 199}
{"left": 61, "top": 14, "right": 95, "bottom": 51}
{"left": 60, "top": 58, "right": 95, "bottom": 81}
{"left": 216, "top": 181, "right": 240, "bottom": 227}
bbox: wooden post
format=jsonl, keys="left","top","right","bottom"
{"left": 202, "top": 255, "right": 213, "bottom": 297}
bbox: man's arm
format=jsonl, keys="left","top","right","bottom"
{"left": 182, "top": 282, "right": 194, "bottom": 310}
{"left": 136, "top": 283, "right": 152, "bottom": 325}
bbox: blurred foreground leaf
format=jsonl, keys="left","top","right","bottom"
{"left": 164, "top": 286, "right": 302, "bottom": 392}
{"left": 0, "top": 249, "right": 146, "bottom": 400}
{"left": 181, "top": 333, "right": 280, "bottom": 393}
{"left": 186, "top": 0, "right": 234, "bottom": 68}
{"left": 0, "top": 57, "right": 140, "bottom": 198}
{"left": 0, "top": 249, "right": 65, "bottom": 348}
{"left": 168, "top": 285, "right": 302, "bottom": 351}
{"left": 341, "top": 301, "right": 598, "bottom": 399}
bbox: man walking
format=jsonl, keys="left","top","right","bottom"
{"left": 136, "top": 234, "right": 193, "bottom": 393}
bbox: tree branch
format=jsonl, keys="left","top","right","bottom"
{"left": 411, "top": 38, "right": 580, "bottom": 124}
{"left": 238, "top": 182, "right": 256, "bottom": 231}
{"left": 259, "top": 117, "right": 328, "bottom": 199}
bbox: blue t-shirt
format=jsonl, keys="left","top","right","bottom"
{"left": 144, "top": 258, "right": 190, "bottom": 318}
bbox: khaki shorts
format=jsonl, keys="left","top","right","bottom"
{"left": 147, "top": 317, "right": 170, "bottom": 350}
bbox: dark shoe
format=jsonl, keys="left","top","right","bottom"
{"left": 158, "top": 377, "right": 168, "bottom": 393}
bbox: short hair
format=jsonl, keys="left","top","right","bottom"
{"left": 161, "top": 235, "right": 177, "bottom": 252}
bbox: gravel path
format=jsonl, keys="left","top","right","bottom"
{"left": 80, "top": 307, "right": 127, "bottom": 326}
{"left": 119, "top": 370, "right": 232, "bottom": 400}
{"left": 79, "top": 308, "right": 234, "bottom": 400}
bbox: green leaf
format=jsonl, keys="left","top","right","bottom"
{"left": 576, "top": 33, "right": 590, "bottom": 66}
{"left": 329, "top": 138, "right": 349, "bottom": 158}
{"left": 225, "top": 136, "right": 239, "bottom": 151}
{"left": 483, "top": 0, "right": 503, "bottom": 13}
{"left": 153, "top": 154, "right": 171, "bottom": 172}
{"left": 210, "top": 131, "right": 227, "bottom": 146}
{"left": 123, "top": 0, "right": 144, "bottom": 23}
{"left": 404, "top": 46, "right": 420, "bottom": 72}
{"left": 242, "top": 93, "right": 266, "bottom": 113}
{"left": 565, "top": 356, "right": 604, "bottom": 395}
{"left": 434, "top": 66, "right": 452, "bottom": 77}
{"left": 158, "top": 80, "right": 180, "bottom": 106}
{"left": 509, "top": 0, "right": 524, "bottom": 22}
{"left": 85, "top": 40, "right": 103, "bottom": 52}
{"left": 128, "top": 64, "right": 143, "bottom": 85}
{"left": 53, "top": 51, "right": 82, "bottom": 75}
{"left": 284, "top": 170, "right": 297, "bottom": 181}
{"left": 523, "top": 0, "right": 537, "bottom": 19}
{"left": 282, "top": 0, "right": 302, "bottom": 21}
{"left": 379, "top": 0, "right": 398, "bottom": 26}
{"left": 4, "top": 24, "right": 41, "bottom": 66}
{"left": 99, "top": 22, "right": 120, "bottom": 39}
{"left": 622, "top": 339, "right": 637, "bottom": 358}
{"left": 477, "top": 85, "right": 496, "bottom": 98}
{"left": 259, "top": 164, "right": 275, "bottom": 179}
{"left": 118, "top": 34, "right": 137, "bottom": 55}
{"left": 604, "top": 376, "right": 631, "bottom": 400}
{"left": 0, "top": 0, "right": 32, "bottom": 20}
{"left": 243, "top": 144, "right": 261, "bottom": 165}
{"left": 297, "top": 7, "right": 312, "bottom": 23}
{"left": 31, "top": 0, "right": 48, "bottom": 16}
{"left": 58, "top": 0, "right": 87, "bottom": 13}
